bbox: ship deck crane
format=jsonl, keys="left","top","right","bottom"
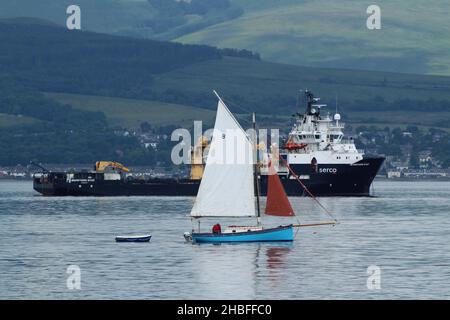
{"left": 95, "top": 161, "right": 130, "bottom": 173}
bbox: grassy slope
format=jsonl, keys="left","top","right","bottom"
{"left": 346, "top": 111, "right": 450, "bottom": 126}
{"left": 151, "top": 56, "right": 450, "bottom": 130}
{"left": 0, "top": 0, "right": 157, "bottom": 35}
{"left": 42, "top": 93, "right": 450, "bottom": 133}
{"left": 41, "top": 57, "right": 450, "bottom": 131}
{"left": 256, "top": 114, "right": 450, "bottom": 133}
{"left": 38, "top": 56, "right": 450, "bottom": 132}
{"left": 0, "top": 19, "right": 448, "bottom": 132}
{"left": 0, "top": 113, "right": 39, "bottom": 127}
{"left": 177, "top": 0, "right": 450, "bottom": 75}
{"left": 153, "top": 57, "right": 450, "bottom": 105}
{"left": 2, "top": 1, "right": 450, "bottom": 75}
{"left": 44, "top": 92, "right": 216, "bottom": 129}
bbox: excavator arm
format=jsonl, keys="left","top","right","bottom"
{"left": 95, "top": 161, "right": 130, "bottom": 173}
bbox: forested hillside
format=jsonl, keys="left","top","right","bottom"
{"left": 0, "top": 78, "right": 157, "bottom": 166}
{"left": 0, "top": 19, "right": 258, "bottom": 166}
{"left": 1, "top": 0, "right": 450, "bottom": 75}
{"left": 1, "top": 18, "right": 450, "bottom": 167}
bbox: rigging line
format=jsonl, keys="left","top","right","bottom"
{"left": 217, "top": 95, "right": 255, "bottom": 126}
{"left": 294, "top": 222, "right": 336, "bottom": 227}
{"left": 279, "top": 155, "right": 338, "bottom": 222}
{"left": 218, "top": 93, "right": 284, "bottom": 136}
{"left": 213, "top": 90, "right": 254, "bottom": 143}
{"left": 213, "top": 90, "right": 248, "bottom": 134}
{"left": 220, "top": 95, "right": 254, "bottom": 115}
{"left": 294, "top": 225, "right": 300, "bottom": 239}
{"left": 294, "top": 214, "right": 301, "bottom": 227}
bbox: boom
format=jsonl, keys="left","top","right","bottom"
{"left": 95, "top": 161, "right": 130, "bottom": 173}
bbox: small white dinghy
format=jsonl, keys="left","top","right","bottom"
{"left": 115, "top": 234, "right": 152, "bottom": 242}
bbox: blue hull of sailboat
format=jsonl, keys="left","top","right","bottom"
{"left": 192, "top": 225, "right": 294, "bottom": 243}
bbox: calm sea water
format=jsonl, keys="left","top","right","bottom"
{"left": 0, "top": 180, "right": 449, "bottom": 299}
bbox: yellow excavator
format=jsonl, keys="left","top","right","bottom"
{"left": 190, "top": 136, "right": 209, "bottom": 180}
{"left": 95, "top": 161, "right": 130, "bottom": 173}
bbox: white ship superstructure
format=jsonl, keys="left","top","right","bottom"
{"left": 259, "top": 90, "right": 385, "bottom": 196}
{"left": 283, "top": 90, "right": 363, "bottom": 167}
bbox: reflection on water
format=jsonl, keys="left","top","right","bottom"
{"left": 1, "top": 180, "right": 450, "bottom": 299}
{"left": 190, "top": 242, "right": 293, "bottom": 299}
{"left": 264, "top": 244, "right": 292, "bottom": 293}
{"left": 266, "top": 245, "right": 292, "bottom": 270}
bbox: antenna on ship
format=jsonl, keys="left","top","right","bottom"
{"left": 334, "top": 93, "right": 341, "bottom": 126}
{"left": 304, "top": 89, "right": 314, "bottom": 115}
{"left": 335, "top": 93, "right": 338, "bottom": 114}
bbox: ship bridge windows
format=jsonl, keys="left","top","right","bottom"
{"left": 328, "top": 134, "right": 342, "bottom": 142}
{"left": 299, "top": 134, "right": 316, "bottom": 140}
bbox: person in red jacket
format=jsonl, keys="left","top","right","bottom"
{"left": 212, "top": 223, "right": 222, "bottom": 234}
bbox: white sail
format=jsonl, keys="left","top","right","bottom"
{"left": 190, "top": 99, "right": 256, "bottom": 217}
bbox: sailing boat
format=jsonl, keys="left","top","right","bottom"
{"left": 185, "top": 92, "right": 312, "bottom": 243}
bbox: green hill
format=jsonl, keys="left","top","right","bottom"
{"left": 177, "top": 0, "right": 450, "bottom": 75}
{"left": 0, "top": 113, "right": 39, "bottom": 128}
{"left": 44, "top": 92, "right": 216, "bottom": 128}
{"left": 152, "top": 56, "right": 450, "bottom": 108}
{"left": 1, "top": 18, "right": 450, "bottom": 166}
{"left": 2, "top": 18, "right": 450, "bottom": 129}
{"left": 2, "top": 1, "right": 450, "bottom": 75}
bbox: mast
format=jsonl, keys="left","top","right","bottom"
{"left": 305, "top": 90, "right": 313, "bottom": 115}
{"left": 252, "top": 112, "right": 262, "bottom": 224}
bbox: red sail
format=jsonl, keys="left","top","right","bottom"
{"left": 265, "top": 162, "right": 295, "bottom": 216}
